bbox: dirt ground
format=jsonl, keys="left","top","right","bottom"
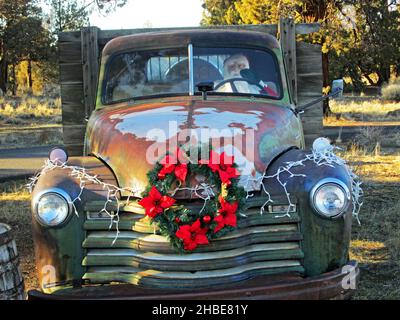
{"left": 0, "top": 180, "right": 38, "bottom": 291}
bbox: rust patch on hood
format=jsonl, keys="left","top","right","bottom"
{"left": 86, "top": 99, "right": 302, "bottom": 196}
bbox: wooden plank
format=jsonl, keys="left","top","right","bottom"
{"left": 81, "top": 27, "right": 100, "bottom": 119}
{"left": 297, "top": 81, "right": 322, "bottom": 96}
{"left": 296, "top": 41, "right": 322, "bottom": 57}
{"left": 279, "top": 18, "right": 297, "bottom": 105}
{"left": 59, "top": 63, "right": 83, "bottom": 84}
{"left": 58, "top": 32, "right": 85, "bottom": 149}
{"left": 60, "top": 83, "right": 85, "bottom": 126}
{"left": 97, "top": 23, "right": 320, "bottom": 46}
{"left": 296, "top": 44, "right": 321, "bottom": 65}
{"left": 304, "top": 134, "right": 321, "bottom": 147}
{"left": 58, "top": 31, "right": 81, "bottom": 43}
{"left": 295, "top": 40, "right": 323, "bottom": 144}
{"left": 62, "top": 104, "right": 85, "bottom": 125}
{"left": 60, "top": 83, "right": 84, "bottom": 106}
{"left": 300, "top": 106, "right": 323, "bottom": 118}
{"left": 62, "top": 124, "right": 86, "bottom": 145}
{"left": 298, "top": 95, "right": 323, "bottom": 106}
{"left": 98, "top": 25, "right": 278, "bottom": 45}
{"left": 302, "top": 122, "right": 323, "bottom": 133}
{"left": 64, "top": 143, "right": 84, "bottom": 156}
{"left": 297, "top": 59, "right": 322, "bottom": 72}
{"left": 62, "top": 123, "right": 86, "bottom": 156}
{"left": 294, "top": 23, "right": 320, "bottom": 35}
{"left": 58, "top": 42, "right": 82, "bottom": 63}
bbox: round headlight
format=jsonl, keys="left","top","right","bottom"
{"left": 310, "top": 179, "right": 350, "bottom": 219}
{"left": 36, "top": 192, "right": 70, "bottom": 226}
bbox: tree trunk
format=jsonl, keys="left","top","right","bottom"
{"left": 11, "top": 64, "right": 16, "bottom": 96}
{"left": 28, "top": 59, "right": 33, "bottom": 89}
{"left": 322, "top": 52, "right": 331, "bottom": 116}
{"left": 376, "top": 67, "right": 391, "bottom": 86}
{"left": 0, "top": 58, "right": 8, "bottom": 94}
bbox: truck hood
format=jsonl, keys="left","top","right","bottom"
{"left": 86, "top": 99, "right": 302, "bottom": 196}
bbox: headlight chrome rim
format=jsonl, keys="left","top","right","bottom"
{"left": 310, "top": 178, "right": 351, "bottom": 219}
{"left": 33, "top": 188, "right": 72, "bottom": 227}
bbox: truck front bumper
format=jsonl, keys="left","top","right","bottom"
{"left": 28, "top": 260, "right": 359, "bottom": 300}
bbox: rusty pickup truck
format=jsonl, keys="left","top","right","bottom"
{"left": 28, "top": 27, "right": 359, "bottom": 300}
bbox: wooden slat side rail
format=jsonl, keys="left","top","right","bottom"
{"left": 58, "top": 23, "right": 320, "bottom": 43}
{"left": 296, "top": 41, "right": 324, "bottom": 145}
{"left": 279, "top": 18, "right": 298, "bottom": 105}
{"left": 58, "top": 31, "right": 85, "bottom": 156}
{"left": 95, "top": 23, "right": 320, "bottom": 46}
{"left": 81, "top": 27, "right": 100, "bottom": 120}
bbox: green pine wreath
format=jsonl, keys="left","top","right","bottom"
{"left": 138, "top": 146, "right": 247, "bottom": 253}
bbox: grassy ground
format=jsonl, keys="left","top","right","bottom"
{"left": 0, "top": 95, "right": 63, "bottom": 148}
{"left": 0, "top": 95, "right": 62, "bottom": 128}
{"left": 0, "top": 148, "right": 399, "bottom": 298}
{"left": 324, "top": 99, "right": 400, "bottom": 126}
{"left": 340, "top": 149, "right": 400, "bottom": 299}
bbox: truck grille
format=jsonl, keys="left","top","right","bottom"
{"left": 82, "top": 196, "right": 304, "bottom": 289}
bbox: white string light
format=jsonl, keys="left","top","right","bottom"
{"left": 170, "top": 183, "right": 216, "bottom": 214}
{"left": 26, "top": 159, "right": 140, "bottom": 243}
{"left": 244, "top": 139, "right": 363, "bottom": 223}
{"left": 27, "top": 140, "right": 363, "bottom": 246}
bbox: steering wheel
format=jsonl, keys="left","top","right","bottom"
{"left": 214, "top": 77, "right": 264, "bottom": 93}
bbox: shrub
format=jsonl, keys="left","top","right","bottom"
{"left": 382, "top": 78, "right": 400, "bottom": 102}
{"left": 353, "top": 127, "right": 383, "bottom": 152}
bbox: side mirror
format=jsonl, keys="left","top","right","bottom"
{"left": 296, "top": 78, "right": 344, "bottom": 114}
{"left": 331, "top": 79, "right": 344, "bottom": 98}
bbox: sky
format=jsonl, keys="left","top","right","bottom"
{"left": 90, "top": 0, "right": 204, "bottom": 30}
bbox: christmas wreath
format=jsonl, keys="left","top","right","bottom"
{"left": 138, "top": 146, "right": 246, "bottom": 253}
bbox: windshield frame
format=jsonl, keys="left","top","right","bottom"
{"left": 101, "top": 44, "right": 284, "bottom": 105}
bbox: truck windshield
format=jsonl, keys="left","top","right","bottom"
{"left": 103, "top": 46, "right": 282, "bottom": 104}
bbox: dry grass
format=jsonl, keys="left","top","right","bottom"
{"left": 382, "top": 78, "right": 400, "bottom": 102}
{"left": 339, "top": 148, "right": 400, "bottom": 299}
{"left": 324, "top": 99, "right": 400, "bottom": 126}
{"left": 0, "top": 95, "right": 62, "bottom": 127}
{"left": 330, "top": 99, "right": 400, "bottom": 115}
{"left": 340, "top": 146, "right": 400, "bottom": 183}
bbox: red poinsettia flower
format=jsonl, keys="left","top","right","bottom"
{"left": 138, "top": 186, "right": 176, "bottom": 218}
{"left": 175, "top": 219, "right": 209, "bottom": 251}
{"left": 213, "top": 197, "right": 238, "bottom": 233}
{"left": 201, "top": 150, "right": 239, "bottom": 185}
{"left": 158, "top": 148, "right": 188, "bottom": 183}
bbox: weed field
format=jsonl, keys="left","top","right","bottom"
{"left": 0, "top": 96, "right": 61, "bottom": 128}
